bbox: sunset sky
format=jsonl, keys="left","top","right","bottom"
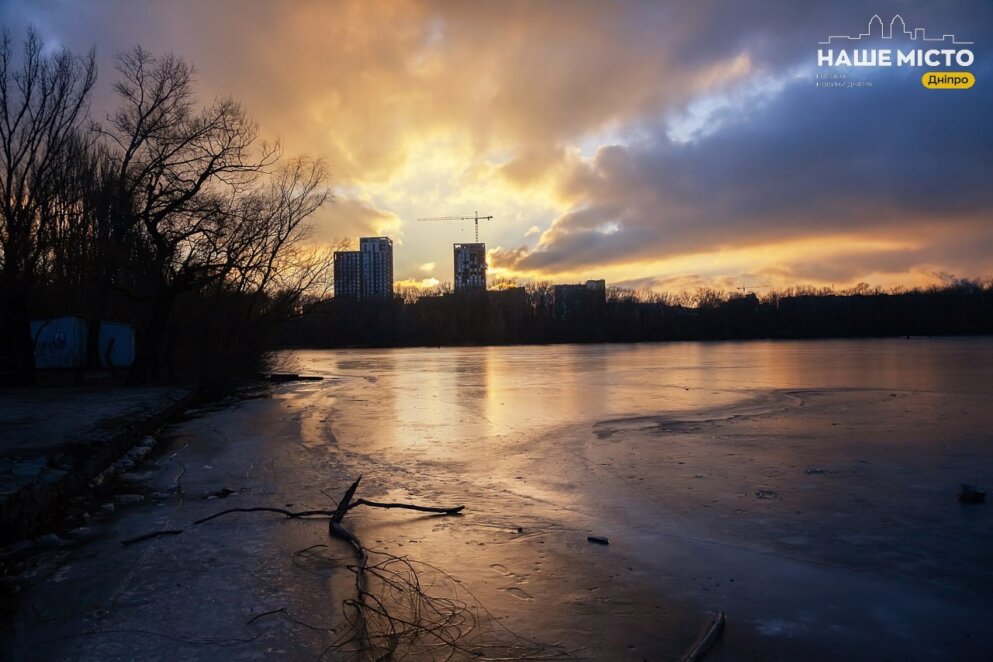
{"left": 3, "top": 0, "right": 991, "bottom": 293}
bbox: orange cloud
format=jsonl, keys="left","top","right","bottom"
{"left": 8, "top": 0, "right": 990, "bottom": 291}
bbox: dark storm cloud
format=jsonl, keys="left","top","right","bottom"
{"left": 496, "top": 2, "right": 993, "bottom": 280}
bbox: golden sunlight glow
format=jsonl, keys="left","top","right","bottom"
{"left": 396, "top": 277, "right": 441, "bottom": 290}
{"left": 29, "top": 0, "right": 986, "bottom": 292}
{"left": 488, "top": 234, "right": 936, "bottom": 291}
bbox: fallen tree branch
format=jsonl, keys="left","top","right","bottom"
{"left": 197, "top": 476, "right": 564, "bottom": 659}
{"left": 348, "top": 498, "right": 465, "bottom": 515}
{"left": 328, "top": 477, "right": 372, "bottom": 654}
{"left": 193, "top": 493, "right": 464, "bottom": 527}
{"left": 683, "top": 610, "right": 726, "bottom": 662}
{"left": 331, "top": 476, "right": 363, "bottom": 524}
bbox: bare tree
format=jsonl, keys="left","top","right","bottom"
{"left": 392, "top": 286, "right": 415, "bottom": 304}
{"left": 225, "top": 157, "right": 334, "bottom": 302}
{"left": 99, "top": 46, "right": 292, "bottom": 381}
{"left": 38, "top": 134, "right": 108, "bottom": 293}
{"left": 525, "top": 280, "right": 554, "bottom": 311}
{"left": 693, "top": 287, "right": 728, "bottom": 309}
{"left": 0, "top": 28, "right": 96, "bottom": 383}
{"left": 1, "top": 35, "right": 337, "bottom": 384}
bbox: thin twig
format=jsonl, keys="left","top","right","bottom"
{"left": 194, "top": 507, "right": 335, "bottom": 525}
{"left": 246, "top": 608, "right": 286, "bottom": 625}
{"left": 120, "top": 530, "right": 184, "bottom": 546}
{"left": 348, "top": 498, "right": 465, "bottom": 516}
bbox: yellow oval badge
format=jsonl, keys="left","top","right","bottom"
{"left": 922, "top": 72, "right": 975, "bottom": 89}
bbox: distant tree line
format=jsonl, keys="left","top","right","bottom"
{"left": 0, "top": 29, "right": 336, "bottom": 387}
{"left": 276, "top": 278, "right": 993, "bottom": 348}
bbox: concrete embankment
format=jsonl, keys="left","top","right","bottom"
{"left": 0, "top": 387, "right": 195, "bottom": 543}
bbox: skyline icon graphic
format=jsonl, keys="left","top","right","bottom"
{"left": 818, "top": 14, "right": 973, "bottom": 45}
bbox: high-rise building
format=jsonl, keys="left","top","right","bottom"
{"left": 359, "top": 237, "right": 394, "bottom": 299}
{"left": 333, "top": 250, "right": 362, "bottom": 299}
{"left": 454, "top": 243, "right": 486, "bottom": 292}
{"left": 334, "top": 237, "right": 394, "bottom": 300}
{"left": 554, "top": 279, "right": 606, "bottom": 320}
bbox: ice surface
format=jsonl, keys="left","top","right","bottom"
{"left": 5, "top": 338, "right": 992, "bottom": 660}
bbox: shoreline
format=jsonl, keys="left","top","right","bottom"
{"left": 0, "top": 387, "right": 196, "bottom": 545}
{"left": 272, "top": 331, "right": 992, "bottom": 353}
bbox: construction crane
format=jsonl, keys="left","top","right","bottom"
{"left": 417, "top": 211, "right": 493, "bottom": 242}
{"left": 737, "top": 284, "right": 769, "bottom": 294}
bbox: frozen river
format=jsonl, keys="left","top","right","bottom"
{"left": 6, "top": 338, "right": 993, "bottom": 660}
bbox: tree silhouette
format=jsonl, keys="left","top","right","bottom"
{"left": 0, "top": 28, "right": 96, "bottom": 383}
